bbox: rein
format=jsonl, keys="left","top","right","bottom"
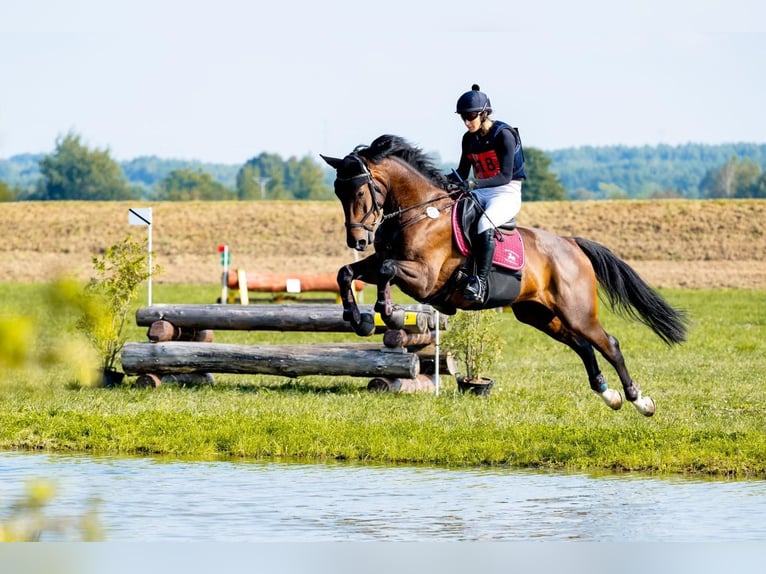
{"left": 339, "top": 151, "right": 464, "bottom": 234}
{"left": 383, "top": 188, "right": 461, "bottom": 232}
{"left": 366, "top": 152, "right": 464, "bottom": 230}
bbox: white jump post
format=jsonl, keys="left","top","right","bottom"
{"left": 434, "top": 310, "right": 441, "bottom": 396}
{"left": 128, "top": 207, "right": 153, "bottom": 306}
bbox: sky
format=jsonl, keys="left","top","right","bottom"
{"left": 1, "top": 0, "right": 765, "bottom": 165}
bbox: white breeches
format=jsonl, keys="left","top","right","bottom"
{"left": 475, "top": 180, "right": 523, "bottom": 234}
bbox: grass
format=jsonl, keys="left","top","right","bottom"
{"left": 1, "top": 283, "right": 765, "bottom": 478}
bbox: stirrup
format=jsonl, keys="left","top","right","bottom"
{"left": 463, "top": 277, "right": 487, "bottom": 303}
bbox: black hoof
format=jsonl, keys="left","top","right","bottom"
{"left": 353, "top": 312, "right": 376, "bottom": 337}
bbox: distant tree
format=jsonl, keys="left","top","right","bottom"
{"left": 598, "top": 182, "right": 629, "bottom": 200}
{"left": 236, "top": 152, "right": 332, "bottom": 200}
{"left": 33, "top": 132, "right": 134, "bottom": 200}
{"left": 122, "top": 156, "right": 239, "bottom": 192}
{"left": 648, "top": 188, "right": 684, "bottom": 200}
{"left": 751, "top": 173, "right": 766, "bottom": 198}
{"left": 734, "top": 158, "right": 763, "bottom": 198}
{"left": 700, "top": 160, "right": 735, "bottom": 198}
{"left": 155, "top": 168, "right": 234, "bottom": 200}
{"left": 236, "top": 153, "right": 283, "bottom": 200}
{"left": 522, "top": 147, "right": 567, "bottom": 201}
{"left": 700, "top": 157, "right": 763, "bottom": 199}
{"left": 0, "top": 180, "right": 14, "bottom": 202}
{"left": 287, "top": 156, "right": 333, "bottom": 200}
{"left": 0, "top": 153, "right": 43, "bottom": 192}
{"left": 235, "top": 163, "right": 262, "bottom": 200}
{"left": 569, "top": 187, "right": 598, "bottom": 201}
{"left": 549, "top": 142, "right": 766, "bottom": 199}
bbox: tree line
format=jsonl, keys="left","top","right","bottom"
{"left": 550, "top": 143, "right": 766, "bottom": 199}
{"left": 1, "top": 132, "right": 765, "bottom": 202}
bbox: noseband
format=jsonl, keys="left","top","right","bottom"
{"left": 335, "top": 151, "right": 385, "bottom": 234}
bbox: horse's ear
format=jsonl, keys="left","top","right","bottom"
{"left": 320, "top": 154, "right": 344, "bottom": 170}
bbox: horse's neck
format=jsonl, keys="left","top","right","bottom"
{"left": 384, "top": 161, "right": 447, "bottom": 212}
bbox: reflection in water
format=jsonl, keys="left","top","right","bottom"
{"left": 1, "top": 452, "right": 765, "bottom": 542}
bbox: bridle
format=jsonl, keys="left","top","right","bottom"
{"left": 335, "top": 151, "right": 385, "bottom": 234}
{"left": 336, "top": 151, "right": 464, "bottom": 234}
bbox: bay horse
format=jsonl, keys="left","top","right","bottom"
{"left": 321, "top": 135, "right": 687, "bottom": 416}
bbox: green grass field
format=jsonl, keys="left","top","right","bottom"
{"left": 1, "top": 283, "right": 764, "bottom": 478}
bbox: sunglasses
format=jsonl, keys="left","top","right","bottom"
{"left": 460, "top": 112, "right": 481, "bottom": 121}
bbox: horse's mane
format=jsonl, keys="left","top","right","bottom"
{"left": 356, "top": 135, "right": 449, "bottom": 188}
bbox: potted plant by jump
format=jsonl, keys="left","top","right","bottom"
{"left": 77, "top": 235, "right": 159, "bottom": 387}
{"left": 443, "top": 308, "right": 504, "bottom": 396}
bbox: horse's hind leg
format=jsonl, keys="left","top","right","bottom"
{"left": 588, "top": 329, "right": 655, "bottom": 416}
{"left": 543, "top": 302, "right": 655, "bottom": 416}
{"left": 374, "top": 259, "right": 397, "bottom": 318}
{"left": 566, "top": 336, "right": 624, "bottom": 410}
{"left": 374, "top": 258, "right": 434, "bottom": 330}
{"left": 512, "top": 302, "right": 623, "bottom": 411}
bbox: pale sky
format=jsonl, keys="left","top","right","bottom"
{"left": 1, "top": 0, "right": 765, "bottom": 165}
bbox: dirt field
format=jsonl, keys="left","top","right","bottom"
{"left": 1, "top": 199, "right": 764, "bottom": 289}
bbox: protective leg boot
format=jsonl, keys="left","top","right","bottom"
{"left": 463, "top": 229, "right": 496, "bottom": 303}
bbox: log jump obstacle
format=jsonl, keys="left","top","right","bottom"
{"left": 221, "top": 269, "right": 365, "bottom": 304}
{"left": 121, "top": 304, "right": 455, "bottom": 393}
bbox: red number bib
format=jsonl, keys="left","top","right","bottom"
{"left": 468, "top": 150, "right": 501, "bottom": 179}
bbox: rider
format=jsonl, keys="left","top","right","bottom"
{"left": 451, "top": 84, "right": 526, "bottom": 304}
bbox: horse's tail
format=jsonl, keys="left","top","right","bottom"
{"left": 574, "top": 236, "right": 687, "bottom": 345}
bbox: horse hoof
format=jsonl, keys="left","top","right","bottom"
{"left": 598, "top": 388, "right": 623, "bottom": 410}
{"left": 343, "top": 308, "right": 359, "bottom": 323}
{"left": 353, "top": 313, "right": 376, "bottom": 337}
{"left": 632, "top": 394, "right": 656, "bottom": 417}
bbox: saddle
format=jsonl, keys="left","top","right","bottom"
{"left": 452, "top": 193, "right": 525, "bottom": 271}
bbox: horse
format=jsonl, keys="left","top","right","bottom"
{"left": 321, "top": 135, "right": 687, "bottom": 416}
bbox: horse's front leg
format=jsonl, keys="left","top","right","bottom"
{"left": 374, "top": 258, "right": 432, "bottom": 330}
{"left": 337, "top": 256, "right": 379, "bottom": 337}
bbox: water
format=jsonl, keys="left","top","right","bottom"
{"left": 1, "top": 451, "right": 765, "bottom": 542}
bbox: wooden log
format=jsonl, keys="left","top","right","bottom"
{"left": 121, "top": 342, "right": 419, "bottom": 379}
{"left": 135, "top": 304, "right": 435, "bottom": 334}
{"left": 417, "top": 350, "right": 458, "bottom": 376}
{"left": 147, "top": 320, "right": 214, "bottom": 342}
{"left": 226, "top": 270, "right": 364, "bottom": 293}
{"left": 367, "top": 375, "right": 436, "bottom": 394}
{"left": 135, "top": 372, "right": 214, "bottom": 388}
{"left": 135, "top": 373, "right": 162, "bottom": 388}
{"left": 383, "top": 329, "right": 435, "bottom": 349}
{"left": 161, "top": 373, "right": 215, "bottom": 386}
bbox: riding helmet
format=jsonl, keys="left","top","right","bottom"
{"left": 455, "top": 84, "right": 492, "bottom": 114}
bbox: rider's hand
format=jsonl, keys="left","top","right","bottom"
{"left": 462, "top": 178, "right": 478, "bottom": 192}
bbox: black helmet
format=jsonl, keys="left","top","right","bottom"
{"left": 456, "top": 84, "right": 492, "bottom": 114}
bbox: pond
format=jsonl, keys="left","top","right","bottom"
{"left": 2, "top": 451, "right": 765, "bottom": 543}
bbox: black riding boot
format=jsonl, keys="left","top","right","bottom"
{"left": 463, "top": 229, "right": 496, "bottom": 303}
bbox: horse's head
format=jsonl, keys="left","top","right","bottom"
{"left": 321, "top": 151, "right": 385, "bottom": 251}
{"left": 323, "top": 135, "right": 452, "bottom": 252}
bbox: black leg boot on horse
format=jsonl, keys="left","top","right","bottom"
{"left": 464, "top": 229, "right": 496, "bottom": 304}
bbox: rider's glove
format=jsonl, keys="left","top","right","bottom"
{"left": 462, "top": 178, "right": 478, "bottom": 192}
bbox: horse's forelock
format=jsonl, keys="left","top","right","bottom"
{"left": 334, "top": 154, "right": 366, "bottom": 179}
